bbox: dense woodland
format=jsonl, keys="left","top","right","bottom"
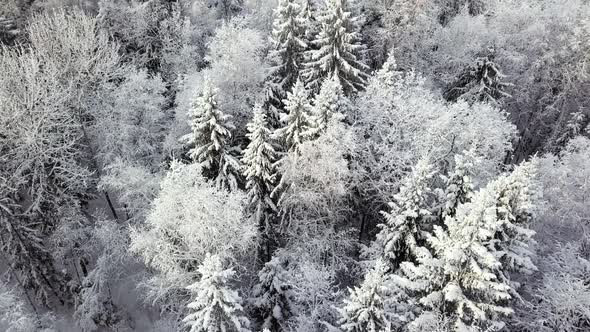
{"left": 0, "top": 0, "right": 589, "bottom": 331}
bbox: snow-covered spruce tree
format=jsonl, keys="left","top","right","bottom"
{"left": 303, "top": 0, "right": 369, "bottom": 94}
{"left": 182, "top": 79, "right": 241, "bottom": 190}
{"left": 242, "top": 104, "right": 278, "bottom": 233}
{"left": 299, "top": 0, "right": 319, "bottom": 42}
{"left": 443, "top": 55, "right": 512, "bottom": 106}
{"left": 399, "top": 182, "right": 515, "bottom": 331}
{"left": 183, "top": 254, "right": 250, "bottom": 332}
{"left": 488, "top": 160, "right": 539, "bottom": 284}
{"left": 371, "top": 159, "right": 436, "bottom": 267}
{"left": 309, "top": 75, "right": 348, "bottom": 137}
{"left": 438, "top": 150, "right": 479, "bottom": 221}
{"left": 273, "top": 79, "right": 314, "bottom": 152}
{"left": 337, "top": 259, "right": 397, "bottom": 332}
{"left": 267, "top": 0, "right": 309, "bottom": 101}
{"left": 250, "top": 251, "right": 293, "bottom": 331}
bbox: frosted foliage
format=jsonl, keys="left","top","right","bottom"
{"left": 353, "top": 65, "right": 515, "bottom": 208}
{"left": 527, "top": 243, "right": 590, "bottom": 332}
{"left": 0, "top": 9, "right": 121, "bottom": 212}
{"left": 202, "top": 19, "right": 267, "bottom": 127}
{"left": 0, "top": 281, "right": 54, "bottom": 332}
{"left": 275, "top": 117, "right": 354, "bottom": 219}
{"left": 74, "top": 220, "right": 130, "bottom": 331}
{"left": 130, "top": 162, "right": 257, "bottom": 295}
{"left": 93, "top": 69, "right": 167, "bottom": 168}
{"left": 536, "top": 136, "right": 590, "bottom": 244}
{"left": 183, "top": 254, "right": 250, "bottom": 332}
{"left": 99, "top": 160, "right": 161, "bottom": 222}
{"left": 407, "top": 311, "right": 452, "bottom": 332}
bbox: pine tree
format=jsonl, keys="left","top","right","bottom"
{"left": 309, "top": 75, "right": 348, "bottom": 137}
{"left": 303, "top": 0, "right": 369, "bottom": 94}
{"left": 273, "top": 79, "right": 314, "bottom": 152}
{"left": 338, "top": 259, "right": 396, "bottom": 332}
{"left": 373, "top": 159, "right": 436, "bottom": 267}
{"left": 398, "top": 181, "right": 515, "bottom": 331}
{"left": 267, "top": 0, "right": 309, "bottom": 101}
{"left": 182, "top": 80, "right": 241, "bottom": 190}
{"left": 183, "top": 254, "right": 251, "bottom": 332}
{"left": 242, "top": 104, "right": 278, "bottom": 233}
{"left": 250, "top": 252, "right": 293, "bottom": 331}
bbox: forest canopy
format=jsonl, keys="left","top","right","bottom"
{"left": 0, "top": 0, "right": 589, "bottom": 331}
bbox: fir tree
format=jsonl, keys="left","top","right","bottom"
{"left": 250, "top": 252, "right": 293, "bottom": 331}
{"left": 373, "top": 159, "right": 436, "bottom": 267}
{"left": 337, "top": 259, "right": 395, "bottom": 332}
{"left": 182, "top": 80, "right": 241, "bottom": 190}
{"left": 309, "top": 75, "right": 348, "bottom": 137}
{"left": 242, "top": 104, "right": 278, "bottom": 233}
{"left": 273, "top": 79, "right": 314, "bottom": 152}
{"left": 183, "top": 254, "right": 251, "bottom": 332}
{"left": 267, "top": 0, "right": 309, "bottom": 101}
{"left": 303, "top": 0, "right": 369, "bottom": 94}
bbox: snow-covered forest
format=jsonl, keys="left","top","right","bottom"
{"left": 0, "top": 0, "right": 589, "bottom": 331}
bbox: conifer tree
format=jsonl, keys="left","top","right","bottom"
{"left": 273, "top": 79, "right": 314, "bottom": 152}
{"left": 439, "top": 150, "right": 478, "bottom": 221}
{"left": 183, "top": 80, "right": 241, "bottom": 190}
{"left": 242, "top": 104, "right": 278, "bottom": 232}
{"left": 489, "top": 160, "right": 539, "bottom": 283}
{"left": 373, "top": 159, "right": 436, "bottom": 267}
{"left": 250, "top": 252, "right": 293, "bottom": 331}
{"left": 374, "top": 51, "right": 403, "bottom": 88}
{"left": 267, "top": 0, "right": 309, "bottom": 101}
{"left": 443, "top": 55, "right": 512, "bottom": 106}
{"left": 399, "top": 181, "right": 516, "bottom": 331}
{"left": 338, "top": 259, "right": 395, "bottom": 332}
{"left": 309, "top": 75, "right": 348, "bottom": 137}
{"left": 299, "top": 0, "right": 319, "bottom": 45}
{"left": 303, "top": 0, "right": 369, "bottom": 94}
{"left": 183, "top": 254, "right": 251, "bottom": 332}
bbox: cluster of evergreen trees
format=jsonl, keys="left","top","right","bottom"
{"left": 1, "top": 0, "right": 589, "bottom": 331}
